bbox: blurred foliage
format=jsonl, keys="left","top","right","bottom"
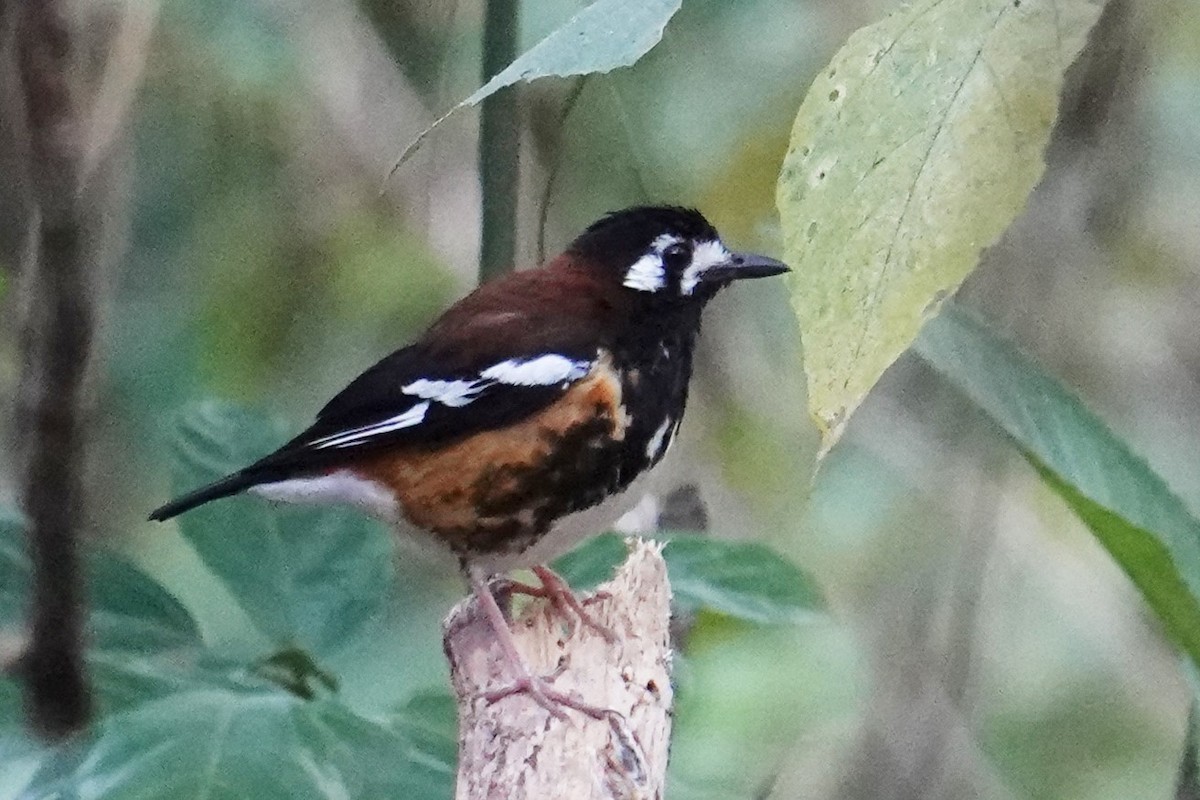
{"left": 919, "top": 304, "right": 1200, "bottom": 669}
{"left": 0, "top": 406, "right": 815, "bottom": 796}
{"left": 164, "top": 402, "right": 397, "bottom": 652}
{"left": 555, "top": 532, "right": 824, "bottom": 623}
{"left": 0, "top": 0, "right": 1198, "bottom": 797}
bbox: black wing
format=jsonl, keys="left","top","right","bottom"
{"left": 276, "top": 343, "right": 599, "bottom": 466}
{"left": 149, "top": 256, "right": 623, "bottom": 523}
{"left": 148, "top": 343, "right": 599, "bottom": 521}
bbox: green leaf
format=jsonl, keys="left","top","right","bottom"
{"left": 777, "top": 0, "right": 1105, "bottom": 453}
{"left": 0, "top": 508, "right": 200, "bottom": 654}
{"left": 164, "top": 401, "right": 395, "bottom": 651}
{"left": 1036, "top": 467, "right": 1200, "bottom": 665}
{"left": 0, "top": 711, "right": 43, "bottom": 800}
{"left": 463, "top": 0, "right": 680, "bottom": 106}
{"left": 916, "top": 303, "right": 1200, "bottom": 667}
{"left": 552, "top": 532, "right": 632, "bottom": 589}
{"left": 84, "top": 652, "right": 220, "bottom": 715}
{"left": 665, "top": 538, "right": 824, "bottom": 624}
{"left": 555, "top": 534, "right": 824, "bottom": 624}
{"left": 391, "top": 0, "right": 682, "bottom": 170}
{"left": 24, "top": 685, "right": 454, "bottom": 800}
{"left": 88, "top": 552, "right": 202, "bottom": 654}
{"left": 0, "top": 508, "right": 204, "bottom": 786}
{"left": 392, "top": 689, "right": 458, "bottom": 775}
{"left": 255, "top": 646, "right": 340, "bottom": 700}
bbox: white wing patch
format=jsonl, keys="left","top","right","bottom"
{"left": 481, "top": 354, "right": 591, "bottom": 386}
{"left": 402, "top": 378, "right": 484, "bottom": 407}
{"left": 311, "top": 355, "right": 593, "bottom": 451}
{"left": 310, "top": 401, "right": 431, "bottom": 449}
{"left": 403, "top": 354, "right": 590, "bottom": 403}
{"left": 681, "top": 240, "right": 731, "bottom": 296}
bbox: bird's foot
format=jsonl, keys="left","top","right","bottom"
{"left": 468, "top": 566, "right": 617, "bottom": 721}
{"left": 505, "top": 565, "right": 618, "bottom": 643}
{"left": 483, "top": 671, "right": 613, "bottom": 721}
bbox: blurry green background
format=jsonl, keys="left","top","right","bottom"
{"left": 2, "top": 0, "right": 1200, "bottom": 797}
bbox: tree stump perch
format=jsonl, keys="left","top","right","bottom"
{"left": 444, "top": 539, "right": 673, "bottom": 800}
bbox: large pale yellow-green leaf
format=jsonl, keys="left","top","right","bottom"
{"left": 777, "top": 0, "right": 1105, "bottom": 453}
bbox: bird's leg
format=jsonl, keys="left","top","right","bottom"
{"left": 466, "top": 566, "right": 613, "bottom": 721}
{"left": 505, "top": 565, "right": 618, "bottom": 643}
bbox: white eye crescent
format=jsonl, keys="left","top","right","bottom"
{"left": 680, "top": 240, "right": 732, "bottom": 295}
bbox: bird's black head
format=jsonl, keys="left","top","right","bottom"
{"left": 568, "top": 206, "right": 788, "bottom": 303}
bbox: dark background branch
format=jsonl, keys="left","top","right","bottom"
{"left": 12, "top": 0, "right": 95, "bottom": 739}
{"left": 1178, "top": 707, "right": 1199, "bottom": 800}
{"left": 478, "top": 0, "right": 519, "bottom": 281}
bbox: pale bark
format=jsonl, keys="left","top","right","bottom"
{"left": 446, "top": 539, "right": 673, "bottom": 800}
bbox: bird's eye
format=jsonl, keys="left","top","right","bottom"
{"left": 661, "top": 242, "right": 692, "bottom": 272}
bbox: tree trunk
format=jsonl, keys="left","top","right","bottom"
{"left": 11, "top": 0, "right": 94, "bottom": 739}
{"left": 446, "top": 539, "right": 673, "bottom": 800}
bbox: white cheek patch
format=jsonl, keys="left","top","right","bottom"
{"left": 481, "top": 354, "right": 591, "bottom": 386}
{"left": 623, "top": 234, "right": 685, "bottom": 293}
{"left": 680, "top": 240, "right": 731, "bottom": 295}
{"left": 623, "top": 253, "right": 665, "bottom": 292}
{"left": 310, "top": 401, "right": 430, "bottom": 449}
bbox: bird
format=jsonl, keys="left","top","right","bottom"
{"left": 150, "top": 205, "right": 788, "bottom": 718}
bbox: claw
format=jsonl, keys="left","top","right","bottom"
{"left": 483, "top": 673, "right": 612, "bottom": 721}
{"left": 467, "top": 565, "right": 618, "bottom": 721}
{"left": 506, "top": 565, "right": 619, "bottom": 643}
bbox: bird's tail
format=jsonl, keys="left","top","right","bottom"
{"left": 148, "top": 471, "right": 261, "bottom": 522}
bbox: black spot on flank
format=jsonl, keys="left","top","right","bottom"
{"left": 467, "top": 416, "right": 621, "bottom": 548}
{"left": 455, "top": 314, "right": 704, "bottom": 559}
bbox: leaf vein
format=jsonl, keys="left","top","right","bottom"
{"left": 850, "top": 2, "right": 1013, "bottom": 368}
